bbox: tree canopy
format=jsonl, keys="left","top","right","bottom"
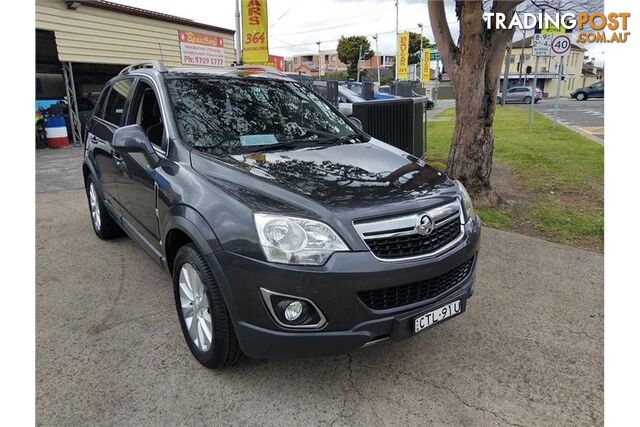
{"left": 336, "top": 35, "right": 374, "bottom": 78}
{"left": 407, "top": 32, "right": 431, "bottom": 65}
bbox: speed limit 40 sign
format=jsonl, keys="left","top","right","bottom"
{"left": 551, "top": 34, "right": 571, "bottom": 56}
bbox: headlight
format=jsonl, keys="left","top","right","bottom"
{"left": 454, "top": 180, "right": 476, "bottom": 220}
{"left": 254, "top": 214, "right": 349, "bottom": 265}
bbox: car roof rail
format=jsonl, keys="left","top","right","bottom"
{"left": 119, "top": 60, "right": 168, "bottom": 75}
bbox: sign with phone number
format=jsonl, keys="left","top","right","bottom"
{"left": 178, "top": 30, "right": 225, "bottom": 67}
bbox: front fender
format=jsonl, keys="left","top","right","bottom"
{"left": 162, "top": 204, "right": 222, "bottom": 257}
{"left": 161, "top": 205, "right": 242, "bottom": 324}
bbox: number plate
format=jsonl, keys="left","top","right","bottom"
{"left": 414, "top": 300, "right": 463, "bottom": 333}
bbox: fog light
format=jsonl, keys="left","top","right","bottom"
{"left": 260, "top": 288, "right": 327, "bottom": 329}
{"left": 284, "top": 301, "right": 303, "bottom": 321}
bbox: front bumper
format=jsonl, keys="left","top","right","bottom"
{"left": 214, "top": 216, "right": 481, "bottom": 359}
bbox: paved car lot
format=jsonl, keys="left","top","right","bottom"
{"left": 513, "top": 98, "right": 604, "bottom": 143}
{"left": 37, "top": 147, "right": 603, "bottom": 425}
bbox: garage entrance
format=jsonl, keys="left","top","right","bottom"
{"left": 36, "top": 29, "right": 127, "bottom": 146}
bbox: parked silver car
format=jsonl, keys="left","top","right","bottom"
{"left": 497, "top": 86, "right": 543, "bottom": 104}
{"left": 312, "top": 81, "right": 364, "bottom": 116}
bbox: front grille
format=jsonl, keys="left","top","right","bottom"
{"left": 358, "top": 257, "right": 475, "bottom": 310}
{"left": 364, "top": 216, "right": 461, "bottom": 259}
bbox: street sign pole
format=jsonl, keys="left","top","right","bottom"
{"left": 553, "top": 55, "right": 564, "bottom": 129}
{"left": 501, "top": 39, "right": 512, "bottom": 106}
{"left": 528, "top": 55, "right": 540, "bottom": 128}
{"left": 548, "top": 33, "right": 570, "bottom": 129}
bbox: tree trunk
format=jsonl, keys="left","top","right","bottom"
{"left": 447, "top": 50, "right": 501, "bottom": 206}
{"left": 427, "top": 0, "right": 521, "bottom": 206}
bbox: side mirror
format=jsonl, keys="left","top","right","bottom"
{"left": 349, "top": 117, "right": 363, "bottom": 131}
{"left": 112, "top": 124, "right": 160, "bottom": 167}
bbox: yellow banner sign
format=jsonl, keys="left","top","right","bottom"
{"left": 397, "top": 32, "right": 409, "bottom": 80}
{"left": 242, "top": 0, "right": 269, "bottom": 63}
{"left": 541, "top": 20, "right": 566, "bottom": 34}
{"left": 421, "top": 48, "right": 430, "bottom": 81}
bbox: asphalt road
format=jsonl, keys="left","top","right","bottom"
{"left": 36, "top": 147, "right": 603, "bottom": 425}
{"left": 513, "top": 98, "right": 604, "bottom": 142}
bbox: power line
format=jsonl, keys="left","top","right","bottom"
{"left": 268, "top": 18, "right": 458, "bottom": 51}
{"left": 269, "top": 26, "right": 423, "bottom": 50}
{"left": 268, "top": 1, "right": 295, "bottom": 30}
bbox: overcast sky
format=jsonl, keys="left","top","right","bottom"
{"left": 114, "top": 0, "right": 457, "bottom": 55}
{"left": 114, "top": 0, "right": 603, "bottom": 64}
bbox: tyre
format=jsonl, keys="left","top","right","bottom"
{"left": 85, "top": 176, "right": 123, "bottom": 239}
{"left": 173, "top": 243, "right": 242, "bottom": 369}
{"left": 576, "top": 92, "right": 587, "bottom": 101}
{"left": 523, "top": 96, "right": 532, "bottom": 104}
{"left": 497, "top": 97, "right": 502, "bottom": 104}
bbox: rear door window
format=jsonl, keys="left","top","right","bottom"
{"left": 103, "top": 78, "right": 133, "bottom": 126}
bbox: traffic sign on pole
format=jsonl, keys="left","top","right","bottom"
{"left": 551, "top": 34, "right": 571, "bottom": 56}
{"left": 532, "top": 33, "right": 552, "bottom": 56}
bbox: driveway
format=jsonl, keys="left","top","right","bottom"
{"left": 36, "top": 147, "right": 603, "bottom": 425}
{"left": 513, "top": 98, "right": 604, "bottom": 142}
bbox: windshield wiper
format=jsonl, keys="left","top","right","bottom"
{"left": 237, "top": 141, "right": 303, "bottom": 153}
{"left": 308, "top": 133, "right": 370, "bottom": 145}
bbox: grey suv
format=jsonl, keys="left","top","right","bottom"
{"left": 497, "top": 86, "right": 543, "bottom": 104}
{"left": 83, "top": 61, "right": 481, "bottom": 368}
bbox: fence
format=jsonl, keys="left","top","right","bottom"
{"left": 286, "top": 73, "right": 427, "bottom": 158}
{"left": 352, "top": 97, "right": 426, "bottom": 158}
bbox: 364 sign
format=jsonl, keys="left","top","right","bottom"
{"left": 242, "top": 0, "right": 269, "bottom": 63}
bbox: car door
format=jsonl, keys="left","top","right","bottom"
{"left": 591, "top": 81, "right": 604, "bottom": 98}
{"left": 85, "top": 79, "right": 134, "bottom": 204}
{"left": 505, "top": 88, "right": 519, "bottom": 103}
{"left": 113, "top": 77, "right": 164, "bottom": 248}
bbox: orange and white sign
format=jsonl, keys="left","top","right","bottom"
{"left": 397, "top": 32, "right": 409, "bottom": 80}
{"left": 178, "top": 30, "right": 225, "bottom": 66}
{"left": 247, "top": 54, "right": 285, "bottom": 71}
{"left": 242, "top": 0, "right": 269, "bottom": 63}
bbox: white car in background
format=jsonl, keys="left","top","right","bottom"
{"left": 311, "top": 81, "right": 364, "bottom": 117}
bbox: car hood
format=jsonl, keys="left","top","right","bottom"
{"left": 191, "top": 139, "right": 455, "bottom": 214}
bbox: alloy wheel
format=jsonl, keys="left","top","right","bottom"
{"left": 89, "top": 182, "right": 101, "bottom": 230}
{"left": 178, "top": 263, "right": 213, "bottom": 352}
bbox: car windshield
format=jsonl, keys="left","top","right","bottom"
{"left": 166, "top": 77, "right": 355, "bottom": 153}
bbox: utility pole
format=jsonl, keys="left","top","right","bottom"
{"left": 373, "top": 33, "right": 381, "bottom": 85}
{"left": 356, "top": 44, "right": 363, "bottom": 82}
{"left": 395, "top": 0, "right": 399, "bottom": 81}
{"left": 501, "top": 38, "right": 512, "bottom": 105}
{"left": 316, "top": 41, "right": 323, "bottom": 77}
{"left": 234, "top": 0, "right": 242, "bottom": 65}
{"left": 518, "top": 28, "right": 526, "bottom": 85}
{"left": 418, "top": 23, "right": 423, "bottom": 83}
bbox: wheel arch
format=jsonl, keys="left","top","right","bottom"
{"left": 82, "top": 158, "right": 97, "bottom": 187}
{"left": 162, "top": 206, "right": 222, "bottom": 273}
{"left": 162, "top": 205, "right": 241, "bottom": 325}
